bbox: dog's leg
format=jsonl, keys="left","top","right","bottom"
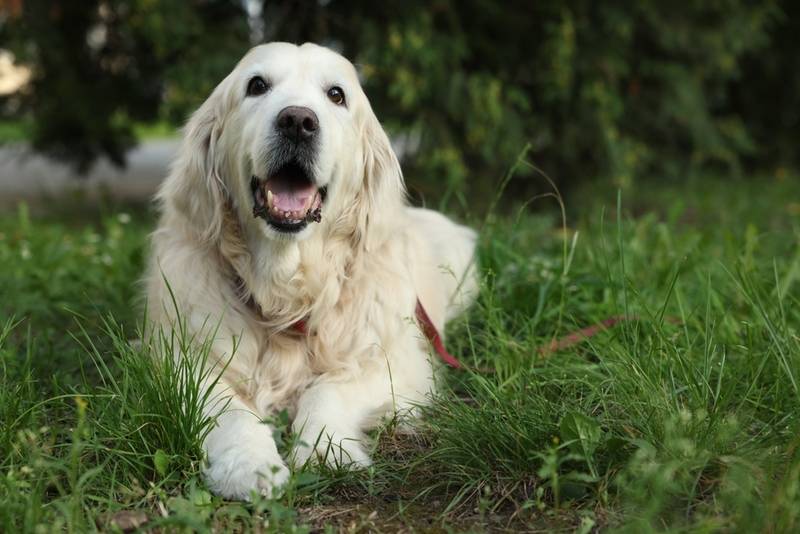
{"left": 202, "top": 380, "right": 289, "bottom": 500}
{"left": 291, "top": 337, "right": 435, "bottom": 469}
{"left": 291, "top": 379, "right": 377, "bottom": 468}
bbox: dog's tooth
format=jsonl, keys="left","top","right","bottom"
{"left": 283, "top": 211, "right": 289, "bottom": 218}
{"left": 266, "top": 190, "right": 273, "bottom": 208}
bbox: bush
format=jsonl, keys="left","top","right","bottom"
{"left": 315, "top": 1, "right": 781, "bottom": 193}
{"left": 0, "top": 0, "right": 248, "bottom": 171}
{"left": 2, "top": 1, "right": 798, "bottom": 192}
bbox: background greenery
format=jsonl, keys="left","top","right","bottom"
{"left": 2, "top": 0, "right": 799, "bottom": 191}
{"left": 3, "top": 2, "right": 800, "bottom": 531}
{"left": 1, "top": 177, "right": 799, "bottom": 531}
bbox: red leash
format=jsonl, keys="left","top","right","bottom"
{"left": 412, "top": 306, "right": 642, "bottom": 369}
{"left": 412, "top": 309, "right": 660, "bottom": 368}
{"left": 288, "top": 300, "right": 647, "bottom": 369}
{"left": 414, "top": 299, "right": 463, "bottom": 369}
{"left": 288, "top": 299, "right": 463, "bottom": 369}
{"left": 537, "top": 315, "right": 631, "bottom": 355}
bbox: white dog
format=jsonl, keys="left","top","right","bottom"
{"left": 145, "top": 42, "right": 478, "bottom": 500}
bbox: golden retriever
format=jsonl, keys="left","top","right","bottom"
{"left": 145, "top": 42, "right": 478, "bottom": 500}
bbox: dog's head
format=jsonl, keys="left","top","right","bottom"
{"left": 162, "top": 42, "right": 405, "bottom": 248}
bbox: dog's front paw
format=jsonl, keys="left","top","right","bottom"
{"left": 204, "top": 445, "right": 290, "bottom": 501}
{"left": 293, "top": 430, "right": 372, "bottom": 470}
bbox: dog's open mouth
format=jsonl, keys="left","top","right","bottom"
{"left": 251, "top": 162, "right": 325, "bottom": 233}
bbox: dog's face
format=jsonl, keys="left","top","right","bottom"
{"left": 224, "top": 43, "right": 360, "bottom": 239}
{"left": 175, "top": 41, "right": 394, "bottom": 245}
{"left": 166, "top": 42, "right": 404, "bottom": 248}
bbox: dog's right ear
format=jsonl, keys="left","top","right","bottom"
{"left": 157, "top": 82, "right": 229, "bottom": 244}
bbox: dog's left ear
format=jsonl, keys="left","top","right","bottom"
{"left": 350, "top": 102, "right": 406, "bottom": 251}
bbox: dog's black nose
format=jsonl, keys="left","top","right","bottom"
{"left": 276, "top": 106, "right": 319, "bottom": 142}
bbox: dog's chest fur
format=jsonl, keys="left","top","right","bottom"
{"left": 229, "top": 230, "right": 410, "bottom": 415}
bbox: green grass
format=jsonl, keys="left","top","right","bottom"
{"left": 0, "top": 119, "right": 177, "bottom": 144}
{"left": 131, "top": 121, "right": 179, "bottom": 140}
{"left": 0, "top": 119, "right": 33, "bottom": 143}
{"left": 1, "top": 175, "right": 799, "bottom": 531}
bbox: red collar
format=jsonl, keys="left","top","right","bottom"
{"left": 289, "top": 317, "right": 308, "bottom": 335}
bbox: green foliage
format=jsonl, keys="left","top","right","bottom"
{"left": 1, "top": 176, "right": 800, "bottom": 530}
{"left": 3, "top": 1, "right": 799, "bottom": 189}
{"left": 79, "top": 315, "right": 225, "bottom": 488}
{"left": 0, "top": 318, "right": 37, "bottom": 464}
{"left": 326, "top": 1, "right": 782, "bottom": 193}
{"left": 1, "top": 0, "right": 248, "bottom": 171}
{"left": 0, "top": 204, "right": 146, "bottom": 380}
{"left": 408, "top": 173, "right": 800, "bottom": 527}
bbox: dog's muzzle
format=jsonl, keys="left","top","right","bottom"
{"left": 251, "top": 162, "right": 326, "bottom": 233}
{"left": 251, "top": 106, "right": 328, "bottom": 234}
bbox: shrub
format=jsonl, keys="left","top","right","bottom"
{"left": 2, "top": 1, "right": 797, "bottom": 192}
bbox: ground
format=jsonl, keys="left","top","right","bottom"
{"left": 1, "top": 174, "right": 799, "bottom": 532}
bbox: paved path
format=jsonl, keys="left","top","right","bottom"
{"left": 0, "top": 139, "right": 179, "bottom": 209}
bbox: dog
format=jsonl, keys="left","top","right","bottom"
{"left": 145, "top": 42, "right": 478, "bottom": 500}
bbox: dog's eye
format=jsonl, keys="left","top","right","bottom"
{"left": 246, "top": 76, "right": 270, "bottom": 97}
{"left": 327, "top": 86, "right": 346, "bottom": 106}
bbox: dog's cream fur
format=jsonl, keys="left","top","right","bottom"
{"left": 145, "top": 42, "right": 478, "bottom": 500}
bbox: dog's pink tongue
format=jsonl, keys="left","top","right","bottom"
{"left": 266, "top": 179, "right": 316, "bottom": 211}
